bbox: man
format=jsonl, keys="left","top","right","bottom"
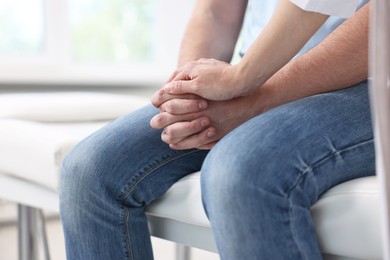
{"left": 60, "top": 0, "right": 373, "bottom": 259}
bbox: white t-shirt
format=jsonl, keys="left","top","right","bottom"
{"left": 290, "top": 0, "right": 362, "bottom": 18}
{"left": 240, "top": 0, "right": 368, "bottom": 58}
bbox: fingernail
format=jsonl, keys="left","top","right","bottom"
{"left": 201, "top": 119, "right": 209, "bottom": 127}
{"left": 199, "top": 101, "right": 207, "bottom": 109}
{"left": 207, "top": 130, "right": 215, "bottom": 138}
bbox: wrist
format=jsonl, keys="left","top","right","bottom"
{"left": 255, "top": 68, "right": 303, "bottom": 113}
{"left": 233, "top": 61, "right": 268, "bottom": 96}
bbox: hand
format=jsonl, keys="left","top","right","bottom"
{"left": 150, "top": 94, "right": 261, "bottom": 150}
{"left": 152, "top": 58, "right": 250, "bottom": 107}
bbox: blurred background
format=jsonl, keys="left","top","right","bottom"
{"left": 0, "top": 0, "right": 195, "bottom": 88}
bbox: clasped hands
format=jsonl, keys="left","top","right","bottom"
{"left": 150, "top": 58, "right": 260, "bottom": 150}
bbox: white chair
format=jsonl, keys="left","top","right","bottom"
{"left": 0, "top": 90, "right": 384, "bottom": 260}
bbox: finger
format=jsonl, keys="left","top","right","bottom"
{"left": 169, "top": 127, "right": 217, "bottom": 150}
{"left": 151, "top": 88, "right": 174, "bottom": 108}
{"left": 163, "top": 117, "right": 210, "bottom": 141}
{"left": 161, "top": 130, "right": 183, "bottom": 145}
{"left": 166, "top": 60, "right": 196, "bottom": 83}
{"left": 171, "top": 69, "right": 192, "bottom": 82}
{"left": 163, "top": 79, "right": 199, "bottom": 96}
{"left": 150, "top": 111, "right": 203, "bottom": 129}
{"left": 165, "top": 70, "right": 178, "bottom": 83}
{"left": 160, "top": 99, "right": 207, "bottom": 114}
{"left": 151, "top": 88, "right": 200, "bottom": 108}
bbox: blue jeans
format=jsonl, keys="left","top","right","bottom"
{"left": 59, "top": 81, "right": 375, "bottom": 260}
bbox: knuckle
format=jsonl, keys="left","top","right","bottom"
{"left": 164, "top": 126, "right": 173, "bottom": 137}
{"left": 156, "top": 89, "right": 165, "bottom": 101}
{"left": 156, "top": 114, "right": 166, "bottom": 126}
{"left": 171, "top": 82, "right": 180, "bottom": 93}
{"left": 159, "top": 89, "right": 165, "bottom": 97}
{"left": 154, "top": 113, "right": 172, "bottom": 128}
{"left": 161, "top": 132, "right": 172, "bottom": 143}
{"left": 176, "top": 80, "right": 184, "bottom": 89}
{"left": 164, "top": 125, "right": 179, "bottom": 138}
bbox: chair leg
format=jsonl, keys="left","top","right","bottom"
{"left": 175, "top": 244, "right": 191, "bottom": 260}
{"left": 38, "top": 210, "right": 51, "bottom": 260}
{"left": 18, "top": 205, "right": 39, "bottom": 260}
{"left": 18, "top": 205, "right": 51, "bottom": 260}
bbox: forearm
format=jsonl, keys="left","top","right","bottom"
{"left": 178, "top": 0, "right": 247, "bottom": 66}
{"left": 156, "top": 0, "right": 331, "bottom": 102}
{"left": 254, "top": 3, "right": 370, "bottom": 114}
{"left": 235, "top": 0, "right": 328, "bottom": 94}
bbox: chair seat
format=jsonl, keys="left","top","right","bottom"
{"left": 0, "top": 92, "right": 382, "bottom": 259}
{"left": 147, "top": 173, "right": 382, "bottom": 259}
{"left": 0, "top": 92, "right": 148, "bottom": 190}
{"left": 312, "top": 177, "right": 382, "bottom": 259}
{"left": 0, "top": 119, "right": 107, "bottom": 190}
{"left": 0, "top": 92, "right": 148, "bottom": 122}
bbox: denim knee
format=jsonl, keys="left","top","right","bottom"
{"left": 200, "top": 140, "right": 292, "bottom": 217}
{"left": 59, "top": 139, "right": 107, "bottom": 218}
{"left": 60, "top": 106, "right": 159, "bottom": 215}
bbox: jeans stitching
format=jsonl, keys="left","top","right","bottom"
{"left": 286, "top": 138, "right": 374, "bottom": 259}
{"left": 118, "top": 149, "right": 201, "bottom": 202}
{"left": 286, "top": 138, "right": 374, "bottom": 196}
{"left": 119, "top": 148, "right": 202, "bottom": 260}
{"left": 288, "top": 202, "right": 308, "bottom": 260}
{"left": 121, "top": 206, "right": 133, "bottom": 260}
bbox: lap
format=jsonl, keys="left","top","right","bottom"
{"left": 63, "top": 82, "right": 375, "bottom": 205}
{"left": 202, "top": 81, "right": 375, "bottom": 202}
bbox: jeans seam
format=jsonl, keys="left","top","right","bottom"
{"left": 118, "top": 148, "right": 202, "bottom": 260}
{"left": 286, "top": 137, "right": 374, "bottom": 259}
{"left": 121, "top": 206, "right": 133, "bottom": 260}
{"left": 286, "top": 138, "right": 374, "bottom": 196}
{"left": 118, "top": 149, "right": 201, "bottom": 203}
{"left": 288, "top": 203, "right": 307, "bottom": 260}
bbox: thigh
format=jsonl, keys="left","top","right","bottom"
{"left": 200, "top": 82, "right": 374, "bottom": 259}
{"left": 203, "top": 81, "right": 375, "bottom": 204}
{"left": 61, "top": 104, "right": 208, "bottom": 206}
